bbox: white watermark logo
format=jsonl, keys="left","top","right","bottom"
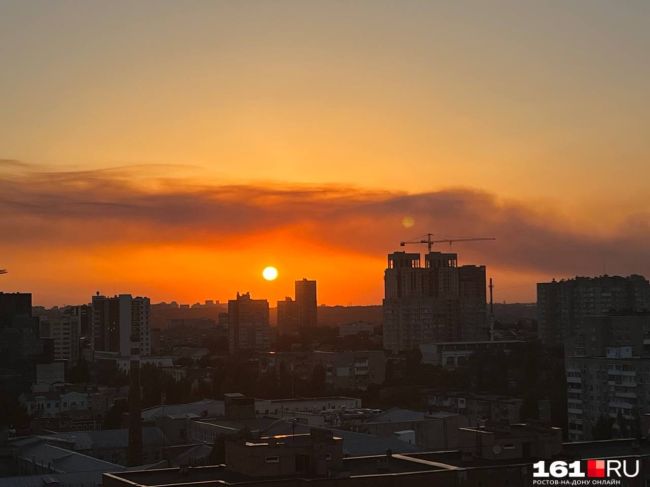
{"left": 532, "top": 459, "right": 639, "bottom": 486}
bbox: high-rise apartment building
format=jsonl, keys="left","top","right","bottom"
{"left": 0, "top": 292, "right": 32, "bottom": 326}
{"left": 0, "top": 292, "right": 44, "bottom": 388}
{"left": 228, "top": 292, "right": 270, "bottom": 353}
{"left": 70, "top": 304, "right": 91, "bottom": 337}
{"left": 382, "top": 251, "right": 487, "bottom": 353}
{"left": 91, "top": 294, "right": 151, "bottom": 358}
{"left": 459, "top": 265, "right": 488, "bottom": 341}
{"left": 537, "top": 275, "right": 650, "bottom": 347}
{"left": 277, "top": 279, "right": 318, "bottom": 335}
{"left": 39, "top": 312, "right": 81, "bottom": 364}
{"left": 277, "top": 297, "right": 298, "bottom": 335}
{"left": 565, "top": 313, "right": 650, "bottom": 441}
{"left": 295, "top": 279, "right": 317, "bottom": 328}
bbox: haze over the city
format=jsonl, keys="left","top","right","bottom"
{"left": 2, "top": 0, "right": 650, "bottom": 306}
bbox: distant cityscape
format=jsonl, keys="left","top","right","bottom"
{"left": 2, "top": 244, "right": 650, "bottom": 486}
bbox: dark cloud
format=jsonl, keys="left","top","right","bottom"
{"left": 1, "top": 165, "right": 648, "bottom": 279}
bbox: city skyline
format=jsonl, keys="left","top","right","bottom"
{"left": 4, "top": 3, "right": 650, "bottom": 484}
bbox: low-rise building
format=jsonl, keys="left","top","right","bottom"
{"left": 7, "top": 437, "right": 124, "bottom": 487}
{"left": 20, "top": 390, "right": 89, "bottom": 417}
{"left": 458, "top": 423, "right": 562, "bottom": 461}
{"left": 43, "top": 427, "right": 166, "bottom": 465}
{"left": 338, "top": 322, "right": 375, "bottom": 337}
{"left": 260, "top": 350, "right": 386, "bottom": 391}
{"left": 32, "top": 361, "right": 66, "bottom": 392}
{"left": 226, "top": 429, "right": 342, "bottom": 478}
{"left": 104, "top": 425, "right": 613, "bottom": 487}
{"left": 350, "top": 407, "right": 468, "bottom": 450}
{"left": 116, "top": 355, "right": 174, "bottom": 372}
{"left": 255, "top": 396, "right": 361, "bottom": 416}
{"left": 427, "top": 391, "right": 552, "bottom": 426}
{"left": 419, "top": 340, "right": 525, "bottom": 368}
{"left": 142, "top": 399, "right": 225, "bottom": 422}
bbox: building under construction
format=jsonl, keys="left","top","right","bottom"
{"left": 382, "top": 250, "right": 488, "bottom": 353}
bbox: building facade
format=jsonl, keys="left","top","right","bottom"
{"left": 383, "top": 251, "right": 487, "bottom": 353}
{"left": 39, "top": 313, "right": 81, "bottom": 364}
{"left": 537, "top": 275, "right": 650, "bottom": 347}
{"left": 565, "top": 313, "right": 650, "bottom": 441}
{"left": 91, "top": 294, "right": 151, "bottom": 358}
{"left": 295, "top": 278, "right": 317, "bottom": 328}
{"left": 277, "top": 279, "right": 318, "bottom": 335}
{"left": 277, "top": 297, "right": 298, "bottom": 335}
{"left": 228, "top": 292, "right": 270, "bottom": 353}
{"left": 20, "top": 390, "right": 89, "bottom": 417}
{"left": 0, "top": 292, "right": 45, "bottom": 391}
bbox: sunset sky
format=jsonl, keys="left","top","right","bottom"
{"left": 1, "top": 1, "right": 650, "bottom": 306}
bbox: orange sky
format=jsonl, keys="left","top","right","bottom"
{"left": 1, "top": 1, "right": 650, "bottom": 306}
{"left": 1, "top": 165, "right": 649, "bottom": 306}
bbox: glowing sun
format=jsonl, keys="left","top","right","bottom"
{"left": 262, "top": 266, "right": 279, "bottom": 281}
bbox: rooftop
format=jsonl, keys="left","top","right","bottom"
{"left": 44, "top": 426, "right": 165, "bottom": 450}
{"left": 142, "top": 399, "right": 224, "bottom": 421}
{"left": 16, "top": 441, "right": 125, "bottom": 474}
{"left": 366, "top": 407, "right": 426, "bottom": 423}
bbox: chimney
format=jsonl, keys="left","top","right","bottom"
{"left": 127, "top": 358, "right": 143, "bottom": 466}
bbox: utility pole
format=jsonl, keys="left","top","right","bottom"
{"left": 489, "top": 278, "right": 495, "bottom": 341}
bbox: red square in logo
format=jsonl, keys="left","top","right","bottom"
{"left": 587, "top": 459, "right": 605, "bottom": 478}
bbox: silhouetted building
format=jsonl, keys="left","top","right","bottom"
{"left": 70, "top": 304, "right": 91, "bottom": 337}
{"left": 91, "top": 294, "right": 151, "bottom": 358}
{"left": 459, "top": 265, "right": 488, "bottom": 340}
{"left": 277, "top": 279, "right": 317, "bottom": 335}
{"left": 0, "top": 292, "right": 32, "bottom": 324}
{"left": 277, "top": 297, "right": 298, "bottom": 335}
{"left": 228, "top": 293, "right": 270, "bottom": 353}
{"left": 383, "top": 252, "right": 487, "bottom": 352}
{"left": 537, "top": 275, "right": 650, "bottom": 346}
{"left": 0, "top": 292, "right": 46, "bottom": 391}
{"left": 296, "top": 278, "right": 317, "bottom": 328}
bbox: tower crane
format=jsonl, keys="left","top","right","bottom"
{"left": 400, "top": 233, "right": 495, "bottom": 252}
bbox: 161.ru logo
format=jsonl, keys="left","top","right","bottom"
{"left": 533, "top": 460, "right": 639, "bottom": 479}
